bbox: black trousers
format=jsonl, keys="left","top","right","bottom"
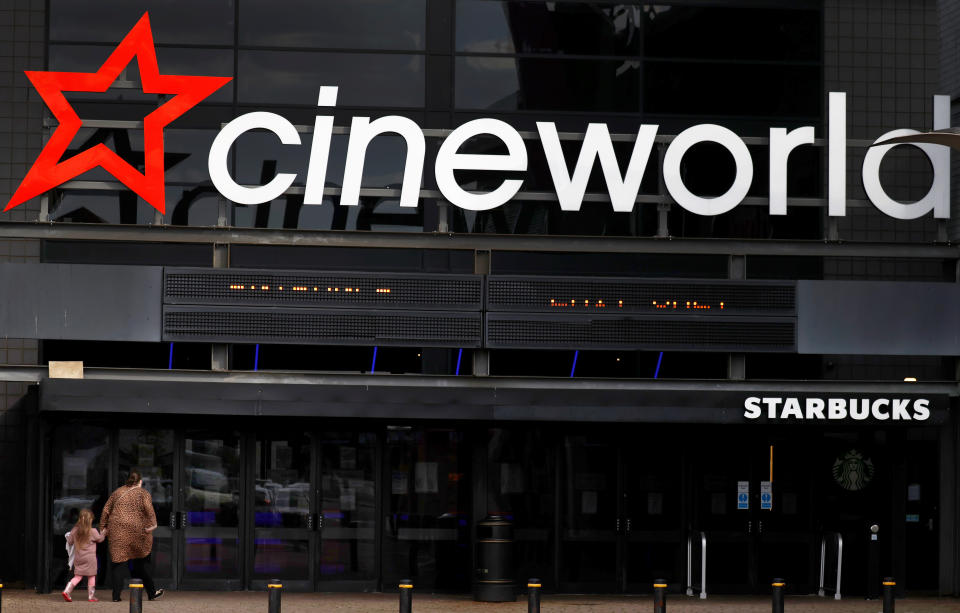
{"left": 111, "top": 554, "right": 156, "bottom": 600}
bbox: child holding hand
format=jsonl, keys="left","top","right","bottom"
{"left": 63, "top": 509, "right": 105, "bottom": 602}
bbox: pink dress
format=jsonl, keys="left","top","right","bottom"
{"left": 67, "top": 527, "right": 104, "bottom": 576}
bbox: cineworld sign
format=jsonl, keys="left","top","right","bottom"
{"left": 209, "top": 88, "right": 951, "bottom": 220}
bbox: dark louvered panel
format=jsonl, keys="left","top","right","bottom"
{"left": 486, "top": 314, "right": 795, "bottom": 351}
{"left": 164, "top": 307, "right": 482, "bottom": 347}
{"left": 164, "top": 268, "right": 482, "bottom": 310}
{"left": 487, "top": 276, "right": 795, "bottom": 314}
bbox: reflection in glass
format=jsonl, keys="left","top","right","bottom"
{"left": 319, "top": 432, "right": 376, "bottom": 581}
{"left": 49, "top": 46, "right": 234, "bottom": 103}
{"left": 240, "top": 0, "right": 425, "bottom": 50}
{"left": 183, "top": 434, "right": 241, "bottom": 578}
{"left": 49, "top": 425, "right": 110, "bottom": 588}
{"left": 486, "top": 429, "right": 554, "bottom": 584}
{"left": 455, "top": 57, "right": 639, "bottom": 111}
{"left": 238, "top": 51, "right": 424, "bottom": 107}
{"left": 49, "top": 0, "right": 235, "bottom": 45}
{"left": 253, "top": 435, "right": 312, "bottom": 579}
{"left": 457, "top": 1, "right": 643, "bottom": 56}
{"left": 383, "top": 429, "right": 470, "bottom": 590}
{"left": 560, "top": 435, "right": 617, "bottom": 588}
{"left": 119, "top": 430, "right": 175, "bottom": 580}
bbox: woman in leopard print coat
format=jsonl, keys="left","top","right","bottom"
{"left": 100, "top": 470, "right": 163, "bottom": 602}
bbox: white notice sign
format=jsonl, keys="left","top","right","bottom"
{"left": 760, "top": 481, "right": 772, "bottom": 510}
{"left": 737, "top": 481, "right": 750, "bottom": 510}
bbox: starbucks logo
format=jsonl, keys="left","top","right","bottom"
{"left": 832, "top": 449, "right": 875, "bottom": 491}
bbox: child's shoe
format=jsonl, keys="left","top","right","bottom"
{"left": 61, "top": 591, "right": 72, "bottom": 602}
{"left": 88, "top": 597, "right": 99, "bottom": 602}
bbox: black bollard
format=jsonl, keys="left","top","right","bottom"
{"left": 653, "top": 579, "right": 667, "bottom": 613}
{"left": 527, "top": 579, "right": 541, "bottom": 613}
{"left": 129, "top": 578, "right": 143, "bottom": 613}
{"left": 882, "top": 578, "right": 896, "bottom": 613}
{"left": 268, "top": 579, "right": 283, "bottom": 613}
{"left": 771, "top": 579, "right": 785, "bottom": 613}
{"left": 399, "top": 579, "right": 413, "bottom": 613}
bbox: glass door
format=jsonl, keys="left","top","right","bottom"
{"left": 558, "top": 434, "right": 619, "bottom": 592}
{"left": 692, "top": 431, "right": 755, "bottom": 592}
{"left": 382, "top": 428, "right": 471, "bottom": 591}
{"left": 249, "top": 434, "right": 315, "bottom": 590}
{"left": 179, "top": 432, "right": 243, "bottom": 589}
{"left": 318, "top": 431, "right": 378, "bottom": 589}
{"left": 621, "top": 436, "right": 685, "bottom": 593}
{"left": 118, "top": 429, "right": 177, "bottom": 589}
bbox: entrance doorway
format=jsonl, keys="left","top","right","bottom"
{"left": 558, "top": 432, "right": 685, "bottom": 593}
{"left": 691, "top": 430, "right": 814, "bottom": 593}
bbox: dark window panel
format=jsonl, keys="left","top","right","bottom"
{"left": 667, "top": 205, "right": 821, "bottom": 240}
{"left": 41, "top": 340, "right": 211, "bottom": 370}
{"left": 644, "top": 61, "right": 820, "bottom": 118}
{"left": 41, "top": 240, "right": 213, "bottom": 267}
{"left": 50, "top": 45, "right": 235, "bottom": 104}
{"left": 455, "top": 56, "right": 640, "bottom": 111}
{"left": 456, "top": 1, "right": 644, "bottom": 56}
{"left": 229, "top": 245, "right": 475, "bottom": 273}
{"left": 239, "top": 0, "right": 426, "bottom": 50}
{"left": 49, "top": 0, "right": 235, "bottom": 45}
{"left": 232, "top": 196, "right": 427, "bottom": 233}
{"left": 238, "top": 51, "right": 425, "bottom": 107}
{"left": 490, "top": 251, "right": 727, "bottom": 277}
{"left": 644, "top": 7, "right": 820, "bottom": 62}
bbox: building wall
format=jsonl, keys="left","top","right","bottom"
{"left": 0, "top": 0, "right": 44, "bottom": 584}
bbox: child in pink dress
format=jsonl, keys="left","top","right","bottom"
{"left": 63, "top": 509, "right": 105, "bottom": 602}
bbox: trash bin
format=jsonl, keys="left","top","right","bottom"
{"left": 473, "top": 514, "right": 515, "bottom": 602}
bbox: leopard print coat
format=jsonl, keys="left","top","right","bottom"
{"left": 100, "top": 485, "right": 157, "bottom": 563}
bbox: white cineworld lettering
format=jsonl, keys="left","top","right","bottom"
{"left": 208, "top": 89, "right": 951, "bottom": 220}
{"left": 743, "top": 397, "right": 932, "bottom": 421}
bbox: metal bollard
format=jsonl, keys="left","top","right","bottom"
{"left": 129, "top": 578, "right": 143, "bottom": 613}
{"left": 399, "top": 579, "right": 413, "bottom": 613}
{"left": 771, "top": 579, "right": 785, "bottom": 613}
{"left": 882, "top": 578, "right": 896, "bottom": 613}
{"left": 268, "top": 579, "right": 283, "bottom": 613}
{"left": 527, "top": 578, "right": 541, "bottom": 613}
{"left": 653, "top": 579, "right": 667, "bottom": 613}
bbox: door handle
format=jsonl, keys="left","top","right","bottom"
{"left": 616, "top": 518, "right": 621, "bottom": 533}
{"left": 317, "top": 512, "right": 324, "bottom": 530}
{"left": 747, "top": 520, "right": 752, "bottom": 534}
{"left": 759, "top": 520, "right": 763, "bottom": 534}
{"left": 180, "top": 511, "right": 190, "bottom": 529}
{"left": 626, "top": 518, "right": 632, "bottom": 533}
{"left": 169, "top": 512, "right": 177, "bottom": 530}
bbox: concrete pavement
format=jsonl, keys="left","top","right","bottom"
{"left": 1, "top": 590, "right": 958, "bottom": 612}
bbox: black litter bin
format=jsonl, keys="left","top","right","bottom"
{"left": 473, "top": 515, "right": 516, "bottom": 602}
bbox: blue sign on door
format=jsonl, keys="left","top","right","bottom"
{"left": 737, "top": 481, "right": 749, "bottom": 510}
{"left": 760, "top": 481, "right": 773, "bottom": 510}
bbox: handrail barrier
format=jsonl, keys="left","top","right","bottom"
{"left": 818, "top": 532, "right": 843, "bottom": 600}
{"left": 685, "top": 530, "right": 707, "bottom": 599}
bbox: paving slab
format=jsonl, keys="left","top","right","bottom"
{"left": 2, "top": 590, "right": 958, "bottom": 613}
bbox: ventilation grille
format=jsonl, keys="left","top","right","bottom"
{"left": 164, "top": 269, "right": 482, "bottom": 310}
{"left": 164, "top": 308, "right": 482, "bottom": 347}
{"left": 487, "top": 277, "right": 795, "bottom": 314}
{"left": 486, "top": 315, "right": 795, "bottom": 351}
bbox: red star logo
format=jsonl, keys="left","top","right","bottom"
{"left": 5, "top": 12, "right": 231, "bottom": 214}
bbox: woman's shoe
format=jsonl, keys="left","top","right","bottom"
{"left": 148, "top": 589, "right": 163, "bottom": 601}
{"left": 61, "top": 591, "right": 72, "bottom": 602}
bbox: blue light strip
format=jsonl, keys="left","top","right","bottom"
{"left": 570, "top": 350, "right": 579, "bottom": 378}
{"left": 654, "top": 351, "right": 664, "bottom": 379}
{"left": 167, "top": 342, "right": 173, "bottom": 370}
{"left": 455, "top": 348, "right": 463, "bottom": 376}
{"left": 254, "top": 344, "right": 260, "bottom": 371}
{"left": 370, "top": 346, "right": 378, "bottom": 373}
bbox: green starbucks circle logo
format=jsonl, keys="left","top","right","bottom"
{"left": 832, "top": 449, "right": 875, "bottom": 491}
